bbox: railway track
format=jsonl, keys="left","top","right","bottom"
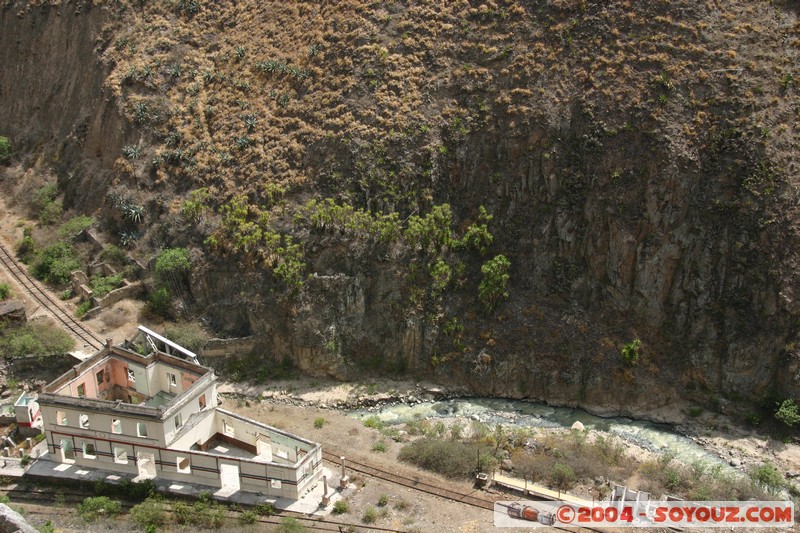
{"left": 2, "top": 486, "right": 408, "bottom": 532}
{"left": 0, "top": 242, "right": 104, "bottom": 352}
{"left": 323, "top": 450, "right": 497, "bottom": 510}
{"left": 323, "top": 451, "right": 608, "bottom": 533}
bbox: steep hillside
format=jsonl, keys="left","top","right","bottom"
{"left": 1, "top": 0, "right": 799, "bottom": 419}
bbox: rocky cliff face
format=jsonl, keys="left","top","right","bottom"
{"left": 2, "top": 1, "right": 799, "bottom": 419}
{"left": 0, "top": 2, "right": 125, "bottom": 210}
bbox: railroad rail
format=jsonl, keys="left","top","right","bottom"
{"left": 323, "top": 450, "right": 496, "bottom": 510}
{"left": 1, "top": 486, "right": 408, "bottom": 532}
{"left": 323, "top": 451, "right": 607, "bottom": 533}
{"left": 0, "top": 242, "right": 104, "bottom": 352}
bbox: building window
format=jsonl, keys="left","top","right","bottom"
{"left": 174, "top": 414, "right": 182, "bottom": 431}
{"left": 113, "top": 447, "right": 128, "bottom": 464}
{"left": 79, "top": 414, "right": 90, "bottom": 429}
{"left": 56, "top": 411, "right": 67, "bottom": 426}
{"left": 127, "top": 369, "right": 136, "bottom": 382}
{"left": 176, "top": 456, "right": 191, "bottom": 474}
{"left": 111, "top": 419, "right": 122, "bottom": 434}
{"left": 82, "top": 442, "right": 96, "bottom": 459}
{"left": 198, "top": 395, "right": 206, "bottom": 409}
{"left": 270, "top": 479, "right": 282, "bottom": 489}
{"left": 137, "top": 422, "right": 148, "bottom": 438}
{"left": 60, "top": 439, "right": 75, "bottom": 462}
{"left": 168, "top": 373, "right": 177, "bottom": 387}
{"left": 96, "top": 370, "right": 104, "bottom": 385}
{"left": 223, "top": 420, "right": 235, "bottom": 437}
{"left": 77, "top": 383, "right": 86, "bottom": 398}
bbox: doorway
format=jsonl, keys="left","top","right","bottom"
{"left": 219, "top": 462, "right": 240, "bottom": 493}
{"left": 60, "top": 439, "right": 75, "bottom": 463}
{"left": 256, "top": 434, "right": 272, "bottom": 462}
{"left": 136, "top": 451, "right": 156, "bottom": 479}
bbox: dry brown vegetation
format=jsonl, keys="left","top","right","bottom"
{"left": 5, "top": 0, "right": 799, "bottom": 414}
{"left": 89, "top": 0, "right": 797, "bottom": 215}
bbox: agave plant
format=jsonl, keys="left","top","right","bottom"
{"left": 243, "top": 114, "right": 258, "bottom": 132}
{"left": 119, "top": 231, "right": 141, "bottom": 248}
{"left": 121, "top": 145, "right": 141, "bottom": 160}
{"left": 122, "top": 203, "right": 145, "bottom": 223}
{"left": 133, "top": 102, "right": 150, "bottom": 124}
{"left": 235, "top": 136, "right": 253, "bottom": 150}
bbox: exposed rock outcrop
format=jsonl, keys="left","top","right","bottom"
{"left": 2, "top": 1, "right": 799, "bottom": 418}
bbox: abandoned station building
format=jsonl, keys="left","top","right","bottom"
{"left": 36, "top": 328, "right": 322, "bottom": 499}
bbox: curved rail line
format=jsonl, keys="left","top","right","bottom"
{"left": 323, "top": 450, "right": 496, "bottom": 510}
{"left": 0, "top": 242, "right": 104, "bottom": 352}
{"left": 323, "top": 451, "right": 607, "bottom": 533}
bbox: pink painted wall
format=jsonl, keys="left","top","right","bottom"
{"left": 181, "top": 372, "right": 196, "bottom": 389}
{"left": 109, "top": 359, "right": 130, "bottom": 388}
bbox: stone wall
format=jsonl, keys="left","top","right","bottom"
{"left": 200, "top": 337, "right": 256, "bottom": 358}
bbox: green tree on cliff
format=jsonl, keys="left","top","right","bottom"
{"left": 0, "top": 136, "right": 11, "bottom": 164}
{"left": 479, "top": 254, "right": 510, "bottom": 313}
{"left": 775, "top": 399, "right": 800, "bottom": 428}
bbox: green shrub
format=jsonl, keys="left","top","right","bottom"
{"left": 148, "top": 287, "right": 171, "bottom": 317}
{"left": 332, "top": 499, "right": 349, "bottom": 514}
{"left": 687, "top": 406, "right": 704, "bottom": 418}
{"left": 550, "top": 462, "right": 575, "bottom": 491}
{"left": 363, "top": 416, "right": 385, "bottom": 430}
{"left": 458, "top": 205, "right": 493, "bottom": 255}
{"left": 15, "top": 235, "right": 36, "bottom": 263}
{"left": 275, "top": 517, "right": 307, "bottom": 532}
{"left": 314, "top": 417, "right": 325, "bottom": 429}
{"left": 621, "top": 339, "right": 641, "bottom": 366}
{"left": 0, "top": 320, "right": 75, "bottom": 357}
{"left": 775, "top": 399, "right": 800, "bottom": 428}
{"left": 58, "top": 216, "right": 94, "bottom": 239}
{"left": 750, "top": 462, "right": 784, "bottom": 495}
{"left": 155, "top": 247, "right": 191, "bottom": 285}
{"left": 130, "top": 497, "right": 167, "bottom": 529}
{"left": 76, "top": 301, "right": 93, "bottom": 318}
{"left": 372, "top": 441, "right": 387, "bottom": 453}
{"left": 172, "top": 501, "right": 192, "bottom": 524}
{"left": 478, "top": 254, "right": 511, "bottom": 312}
{"left": 173, "top": 495, "right": 226, "bottom": 528}
{"left": 90, "top": 273, "right": 124, "bottom": 298}
{"left": 32, "top": 242, "right": 79, "bottom": 285}
{"left": 0, "top": 136, "right": 11, "bottom": 164}
{"left": 99, "top": 244, "right": 127, "bottom": 267}
{"left": 39, "top": 199, "right": 63, "bottom": 226}
{"left": 0, "top": 283, "right": 10, "bottom": 300}
{"left": 77, "top": 496, "right": 122, "bottom": 522}
{"left": 238, "top": 509, "right": 258, "bottom": 525}
{"left": 398, "top": 438, "right": 493, "bottom": 478}
{"left": 181, "top": 187, "right": 210, "bottom": 222}
{"left": 256, "top": 502, "right": 277, "bottom": 516}
{"left": 377, "top": 494, "right": 389, "bottom": 507}
{"left": 163, "top": 322, "right": 210, "bottom": 352}
{"left": 362, "top": 505, "right": 378, "bottom": 524}
{"left": 32, "top": 184, "right": 57, "bottom": 214}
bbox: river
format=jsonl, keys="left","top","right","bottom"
{"left": 352, "top": 397, "right": 733, "bottom": 471}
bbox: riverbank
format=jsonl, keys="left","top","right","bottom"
{"left": 218, "top": 376, "right": 800, "bottom": 490}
